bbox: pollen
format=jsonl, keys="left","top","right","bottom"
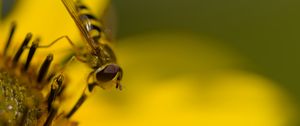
{"left": 0, "top": 22, "right": 77, "bottom": 126}
{"left": 0, "top": 71, "right": 42, "bottom": 125}
{"left": 0, "top": 0, "right": 119, "bottom": 125}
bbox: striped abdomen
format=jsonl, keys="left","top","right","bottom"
{"left": 75, "top": 2, "right": 103, "bottom": 43}
{"left": 75, "top": 1, "right": 117, "bottom": 65}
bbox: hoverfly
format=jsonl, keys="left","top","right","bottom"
{"left": 60, "top": 0, "right": 123, "bottom": 117}
{"left": 51, "top": 0, "right": 123, "bottom": 119}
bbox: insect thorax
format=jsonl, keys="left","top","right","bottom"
{"left": 82, "top": 44, "right": 117, "bottom": 69}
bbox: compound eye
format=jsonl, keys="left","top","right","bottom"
{"left": 95, "top": 64, "right": 120, "bottom": 82}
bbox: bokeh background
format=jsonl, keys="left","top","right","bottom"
{"left": 1, "top": 0, "right": 299, "bottom": 126}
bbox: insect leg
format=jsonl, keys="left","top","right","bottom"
{"left": 45, "top": 55, "right": 77, "bottom": 87}
{"left": 65, "top": 71, "right": 95, "bottom": 119}
{"left": 37, "top": 35, "right": 87, "bottom": 62}
{"left": 38, "top": 35, "right": 78, "bottom": 51}
{"left": 65, "top": 91, "right": 88, "bottom": 119}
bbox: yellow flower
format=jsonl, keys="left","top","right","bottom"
{"left": 0, "top": 0, "right": 113, "bottom": 125}
{"left": 0, "top": 0, "right": 297, "bottom": 126}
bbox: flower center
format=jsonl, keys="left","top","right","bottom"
{"left": 0, "top": 70, "right": 43, "bottom": 126}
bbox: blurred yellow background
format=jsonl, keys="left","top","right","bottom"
{"left": 1, "top": 0, "right": 299, "bottom": 126}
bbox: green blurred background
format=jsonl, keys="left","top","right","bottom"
{"left": 113, "top": 0, "right": 300, "bottom": 125}
{"left": 113, "top": 0, "right": 300, "bottom": 95}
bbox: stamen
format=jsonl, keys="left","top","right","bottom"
{"left": 44, "top": 108, "right": 58, "bottom": 126}
{"left": 37, "top": 54, "right": 53, "bottom": 83}
{"left": 47, "top": 75, "right": 64, "bottom": 111}
{"left": 20, "top": 107, "right": 29, "bottom": 126}
{"left": 23, "top": 39, "right": 39, "bottom": 72}
{"left": 3, "top": 22, "right": 16, "bottom": 56}
{"left": 12, "top": 33, "right": 33, "bottom": 66}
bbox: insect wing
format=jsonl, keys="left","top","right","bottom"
{"left": 101, "top": 4, "right": 117, "bottom": 42}
{"left": 61, "top": 0, "right": 98, "bottom": 50}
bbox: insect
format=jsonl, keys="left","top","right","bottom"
{"left": 57, "top": 0, "right": 123, "bottom": 119}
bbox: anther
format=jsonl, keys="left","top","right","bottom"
{"left": 47, "top": 75, "right": 64, "bottom": 111}
{"left": 37, "top": 54, "right": 53, "bottom": 83}
{"left": 12, "top": 33, "right": 33, "bottom": 66}
{"left": 3, "top": 22, "right": 16, "bottom": 56}
{"left": 23, "top": 39, "right": 39, "bottom": 72}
